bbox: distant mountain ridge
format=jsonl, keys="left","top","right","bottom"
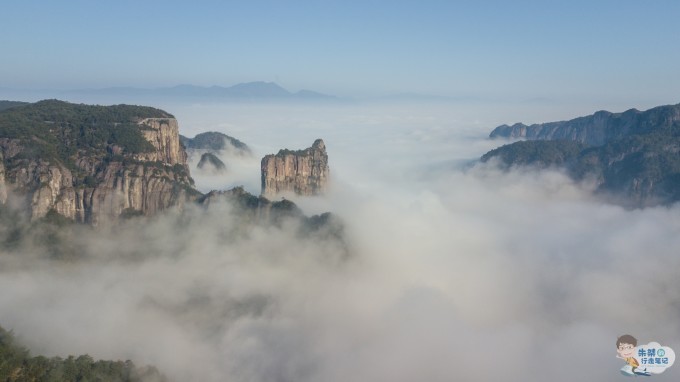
{"left": 482, "top": 102, "right": 680, "bottom": 207}
{"left": 70, "top": 81, "right": 337, "bottom": 100}
{"left": 489, "top": 103, "right": 680, "bottom": 146}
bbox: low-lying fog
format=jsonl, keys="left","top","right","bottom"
{"left": 1, "top": 101, "right": 679, "bottom": 381}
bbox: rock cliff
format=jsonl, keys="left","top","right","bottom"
{"left": 0, "top": 100, "right": 198, "bottom": 224}
{"left": 482, "top": 103, "right": 680, "bottom": 207}
{"left": 489, "top": 104, "right": 680, "bottom": 146}
{"left": 135, "top": 118, "right": 187, "bottom": 165}
{"left": 0, "top": 151, "right": 7, "bottom": 204}
{"left": 261, "top": 139, "right": 329, "bottom": 197}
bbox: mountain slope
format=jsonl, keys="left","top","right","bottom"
{"left": 180, "top": 131, "right": 250, "bottom": 154}
{"left": 489, "top": 103, "right": 680, "bottom": 146}
{"left": 0, "top": 324, "right": 165, "bottom": 381}
{"left": 0, "top": 100, "right": 197, "bottom": 224}
{"left": 0, "top": 100, "right": 29, "bottom": 112}
{"left": 0, "top": 100, "right": 341, "bottom": 231}
{"left": 197, "top": 152, "right": 226, "bottom": 171}
{"left": 482, "top": 103, "right": 680, "bottom": 207}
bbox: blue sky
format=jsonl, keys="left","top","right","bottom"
{"left": 1, "top": 0, "right": 679, "bottom": 104}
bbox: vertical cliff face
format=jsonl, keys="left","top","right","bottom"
{"left": 1, "top": 129, "right": 194, "bottom": 224}
{"left": 0, "top": 101, "right": 199, "bottom": 224}
{"left": 261, "top": 139, "right": 329, "bottom": 197}
{"left": 75, "top": 160, "right": 193, "bottom": 225}
{"left": 489, "top": 104, "right": 680, "bottom": 146}
{"left": 0, "top": 151, "right": 6, "bottom": 205}
{"left": 483, "top": 103, "right": 680, "bottom": 207}
{"left": 134, "top": 118, "right": 187, "bottom": 165}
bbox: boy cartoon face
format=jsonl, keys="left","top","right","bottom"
{"left": 617, "top": 334, "right": 637, "bottom": 358}
{"left": 618, "top": 342, "right": 635, "bottom": 358}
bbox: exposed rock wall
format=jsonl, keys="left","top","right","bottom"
{"left": 261, "top": 139, "right": 329, "bottom": 197}
{"left": 0, "top": 119, "right": 196, "bottom": 224}
{"left": 73, "top": 161, "right": 193, "bottom": 225}
{"left": 24, "top": 162, "right": 76, "bottom": 220}
{"left": 0, "top": 151, "right": 7, "bottom": 205}
{"left": 483, "top": 103, "right": 680, "bottom": 207}
{"left": 489, "top": 104, "right": 680, "bottom": 146}
{"left": 135, "top": 118, "right": 187, "bottom": 165}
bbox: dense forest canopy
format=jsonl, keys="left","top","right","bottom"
{"left": 0, "top": 101, "right": 29, "bottom": 112}
{"left": 0, "top": 100, "right": 173, "bottom": 166}
{"left": 180, "top": 131, "right": 250, "bottom": 152}
{"left": 0, "top": 324, "right": 165, "bottom": 382}
{"left": 483, "top": 111, "right": 680, "bottom": 205}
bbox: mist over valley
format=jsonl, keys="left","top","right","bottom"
{"left": 1, "top": 99, "right": 679, "bottom": 381}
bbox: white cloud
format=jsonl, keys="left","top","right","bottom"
{"left": 1, "top": 101, "right": 679, "bottom": 381}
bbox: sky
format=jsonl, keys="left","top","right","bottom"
{"left": 2, "top": 0, "right": 680, "bottom": 105}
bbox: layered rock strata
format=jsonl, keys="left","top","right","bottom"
{"left": 261, "top": 139, "right": 329, "bottom": 197}
{"left": 0, "top": 103, "right": 197, "bottom": 224}
{"left": 134, "top": 118, "right": 187, "bottom": 165}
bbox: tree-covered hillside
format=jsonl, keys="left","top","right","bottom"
{"left": 481, "top": 140, "right": 586, "bottom": 168}
{"left": 482, "top": 108, "right": 680, "bottom": 206}
{"left": 180, "top": 131, "right": 250, "bottom": 154}
{"left": 0, "top": 101, "right": 29, "bottom": 112}
{"left": 0, "top": 324, "right": 165, "bottom": 382}
{"left": 0, "top": 100, "right": 173, "bottom": 167}
{"left": 197, "top": 152, "right": 226, "bottom": 170}
{"left": 489, "top": 103, "right": 680, "bottom": 146}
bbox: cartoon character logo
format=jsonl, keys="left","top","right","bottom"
{"left": 616, "top": 334, "right": 675, "bottom": 376}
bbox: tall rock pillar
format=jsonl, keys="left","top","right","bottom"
{"left": 261, "top": 139, "right": 329, "bottom": 197}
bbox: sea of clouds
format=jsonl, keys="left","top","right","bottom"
{"left": 1, "top": 100, "right": 679, "bottom": 381}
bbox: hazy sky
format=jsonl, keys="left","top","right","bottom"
{"left": 2, "top": 0, "right": 680, "bottom": 104}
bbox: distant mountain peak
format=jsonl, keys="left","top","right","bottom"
{"left": 62, "top": 82, "right": 336, "bottom": 100}
{"left": 483, "top": 102, "right": 680, "bottom": 207}
{"left": 226, "top": 81, "right": 291, "bottom": 97}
